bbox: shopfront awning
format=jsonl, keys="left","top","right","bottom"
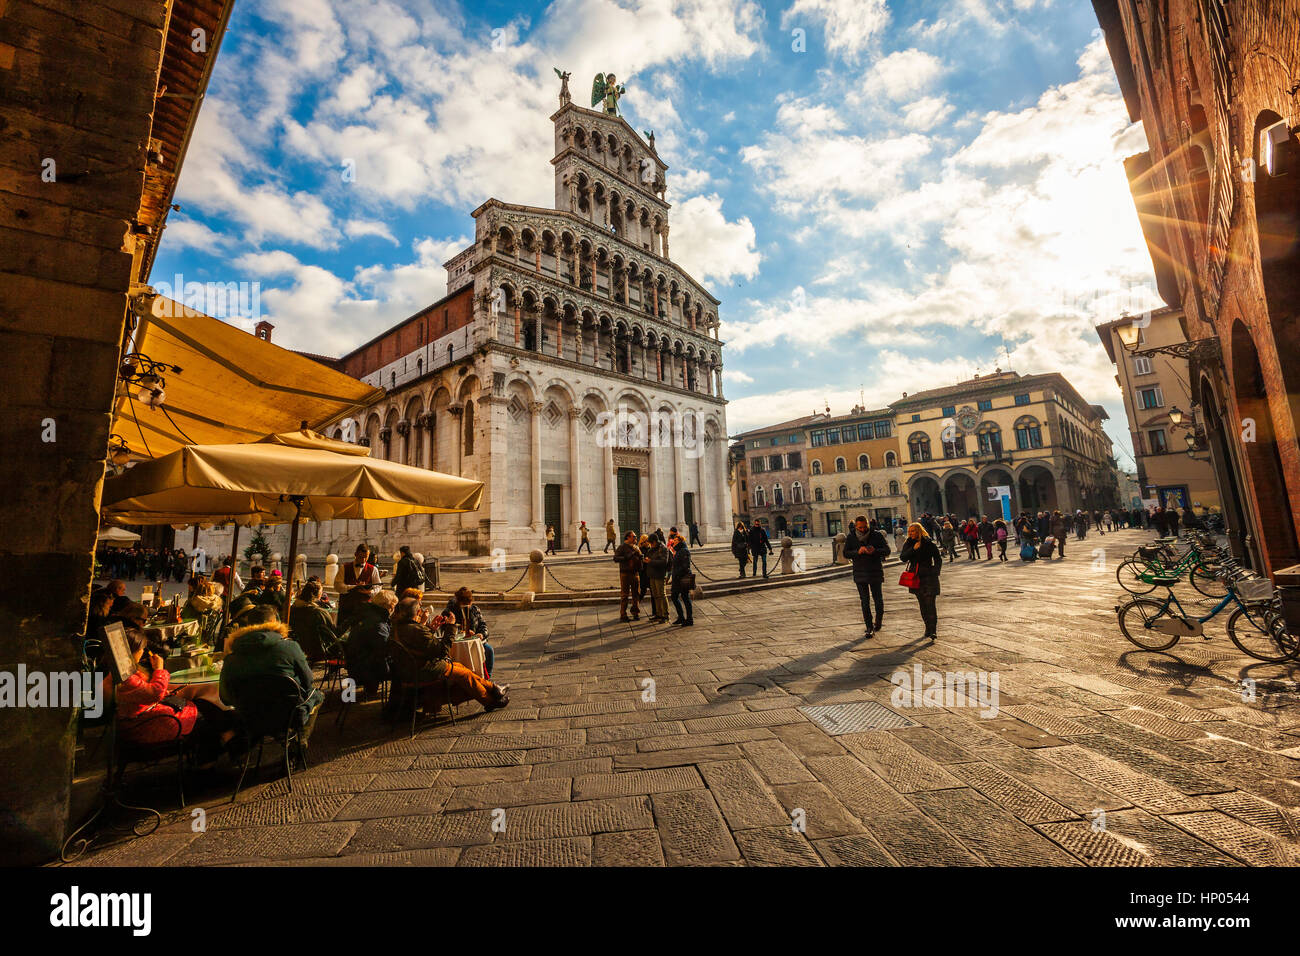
{"left": 112, "top": 298, "right": 385, "bottom": 459}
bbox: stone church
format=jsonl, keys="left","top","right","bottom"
{"left": 212, "top": 78, "right": 731, "bottom": 559}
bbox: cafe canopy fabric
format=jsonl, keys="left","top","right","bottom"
{"left": 100, "top": 433, "right": 484, "bottom": 526}
{"left": 95, "top": 526, "right": 141, "bottom": 546}
{"left": 113, "top": 298, "right": 385, "bottom": 459}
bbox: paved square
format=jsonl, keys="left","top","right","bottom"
{"left": 69, "top": 531, "right": 1300, "bottom": 867}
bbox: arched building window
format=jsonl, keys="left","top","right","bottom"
{"left": 889, "top": 480, "right": 900, "bottom": 495}
{"left": 838, "top": 485, "right": 848, "bottom": 500}
{"left": 754, "top": 486, "right": 765, "bottom": 508}
{"left": 773, "top": 483, "right": 784, "bottom": 507}
{"left": 862, "top": 482, "right": 872, "bottom": 498}
{"left": 858, "top": 454, "right": 870, "bottom": 469}
{"left": 835, "top": 457, "right": 846, "bottom": 472}
{"left": 1014, "top": 416, "right": 1043, "bottom": 450}
{"left": 792, "top": 481, "right": 803, "bottom": 504}
{"left": 908, "top": 432, "right": 931, "bottom": 463}
{"left": 814, "top": 487, "right": 824, "bottom": 502}
{"left": 885, "top": 451, "right": 897, "bottom": 467}
{"left": 812, "top": 460, "right": 823, "bottom": 475}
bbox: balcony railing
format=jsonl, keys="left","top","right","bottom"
{"left": 972, "top": 449, "right": 1013, "bottom": 466}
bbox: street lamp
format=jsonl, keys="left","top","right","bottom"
{"left": 1168, "top": 405, "right": 1184, "bottom": 426}
{"left": 1116, "top": 320, "right": 1142, "bottom": 351}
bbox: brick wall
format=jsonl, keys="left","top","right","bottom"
{"left": 0, "top": 0, "right": 171, "bottom": 863}
{"left": 341, "top": 286, "right": 475, "bottom": 379}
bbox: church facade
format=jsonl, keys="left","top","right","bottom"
{"left": 215, "top": 86, "right": 730, "bottom": 560}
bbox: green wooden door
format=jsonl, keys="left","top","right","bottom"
{"left": 544, "top": 483, "right": 563, "bottom": 548}
{"left": 617, "top": 468, "right": 640, "bottom": 536}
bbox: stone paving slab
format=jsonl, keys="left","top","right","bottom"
{"left": 70, "top": 531, "right": 1300, "bottom": 867}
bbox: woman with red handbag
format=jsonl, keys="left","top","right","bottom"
{"left": 899, "top": 522, "right": 943, "bottom": 641}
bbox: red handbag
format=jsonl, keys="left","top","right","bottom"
{"left": 898, "top": 564, "right": 919, "bottom": 589}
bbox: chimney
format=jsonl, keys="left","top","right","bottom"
{"left": 255, "top": 320, "right": 274, "bottom": 342}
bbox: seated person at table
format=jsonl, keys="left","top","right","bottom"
{"left": 229, "top": 573, "right": 268, "bottom": 620}
{"left": 399, "top": 587, "right": 423, "bottom": 603}
{"left": 289, "top": 579, "right": 339, "bottom": 662}
{"left": 306, "top": 575, "right": 333, "bottom": 609}
{"left": 388, "top": 598, "right": 508, "bottom": 712}
{"left": 182, "top": 577, "right": 221, "bottom": 622}
{"left": 343, "top": 589, "right": 397, "bottom": 698}
{"left": 87, "top": 587, "right": 115, "bottom": 636}
{"left": 441, "top": 587, "right": 496, "bottom": 678}
{"left": 103, "top": 627, "right": 238, "bottom": 763}
{"left": 219, "top": 605, "right": 324, "bottom": 743}
{"left": 104, "top": 579, "right": 131, "bottom": 616}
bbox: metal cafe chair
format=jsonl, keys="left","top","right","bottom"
{"left": 229, "top": 674, "right": 310, "bottom": 802}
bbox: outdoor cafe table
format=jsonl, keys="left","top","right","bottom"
{"left": 145, "top": 619, "right": 199, "bottom": 646}
{"left": 449, "top": 636, "right": 486, "bottom": 679}
{"left": 167, "top": 665, "right": 221, "bottom": 686}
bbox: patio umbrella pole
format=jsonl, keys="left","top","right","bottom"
{"left": 224, "top": 523, "right": 240, "bottom": 625}
{"left": 283, "top": 496, "right": 303, "bottom": 623}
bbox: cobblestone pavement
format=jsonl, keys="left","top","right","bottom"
{"left": 70, "top": 529, "right": 1300, "bottom": 867}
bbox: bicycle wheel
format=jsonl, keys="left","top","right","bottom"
{"left": 1116, "top": 559, "right": 1156, "bottom": 595}
{"left": 1118, "top": 599, "right": 1180, "bottom": 651}
{"left": 1227, "top": 605, "right": 1299, "bottom": 663}
{"left": 1189, "top": 563, "right": 1227, "bottom": 598}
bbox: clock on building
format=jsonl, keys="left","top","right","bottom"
{"left": 956, "top": 406, "right": 980, "bottom": 432}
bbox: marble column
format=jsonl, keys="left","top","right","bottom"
{"left": 603, "top": 443, "right": 616, "bottom": 526}
{"left": 662, "top": 224, "right": 669, "bottom": 260}
{"left": 646, "top": 447, "right": 659, "bottom": 530}
{"left": 568, "top": 408, "right": 583, "bottom": 531}
{"left": 530, "top": 401, "right": 543, "bottom": 529}
{"left": 533, "top": 307, "right": 542, "bottom": 354}
{"left": 513, "top": 305, "right": 521, "bottom": 347}
{"left": 672, "top": 441, "right": 684, "bottom": 529}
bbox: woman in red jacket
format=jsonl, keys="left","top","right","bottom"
{"left": 103, "top": 627, "right": 237, "bottom": 761}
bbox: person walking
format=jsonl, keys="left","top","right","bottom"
{"left": 545, "top": 525, "right": 557, "bottom": 555}
{"left": 1050, "top": 510, "right": 1069, "bottom": 559}
{"left": 939, "top": 520, "right": 958, "bottom": 562}
{"left": 668, "top": 532, "right": 694, "bottom": 627}
{"left": 994, "top": 519, "right": 1009, "bottom": 562}
{"left": 978, "top": 515, "right": 995, "bottom": 560}
{"left": 845, "top": 516, "right": 889, "bottom": 638}
{"left": 899, "top": 522, "right": 943, "bottom": 641}
{"left": 893, "top": 517, "right": 907, "bottom": 554}
{"left": 689, "top": 521, "right": 702, "bottom": 547}
{"left": 577, "top": 521, "right": 592, "bottom": 554}
{"left": 604, "top": 518, "right": 617, "bottom": 553}
{"left": 644, "top": 536, "right": 669, "bottom": 623}
{"left": 391, "top": 545, "right": 427, "bottom": 594}
{"left": 731, "top": 522, "right": 750, "bottom": 577}
{"left": 962, "top": 519, "right": 979, "bottom": 560}
{"left": 748, "top": 519, "right": 773, "bottom": 578}
{"left": 638, "top": 534, "right": 653, "bottom": 601}
{"left": 613, "top": 531, "right": 643, "bottom": 622}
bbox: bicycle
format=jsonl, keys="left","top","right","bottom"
{"left": 1115, "top": 568, "right": 1298, "bottom": 662}
{"left": 1114, "top": 534, "right": 1226, "bottom": 598}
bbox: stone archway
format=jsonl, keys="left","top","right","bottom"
{"left": 943, "top": 471, "right": 979, "bottom": 518}
{"left": 1200, "top": 375, "right": 1252, "bottom": 565}
{"left": 1230, "top": 320, "right": 1299, "bottom": 571}
{"left": 1018, "top": 464, "right": 1058, "bottom": 512}
{"left": 909, "top": 475, "right": 942, "bottom": 517}
{"left": 980, "top": 467, "right": 1016, "bottom": 518}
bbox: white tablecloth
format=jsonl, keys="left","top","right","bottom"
{"left": 449, "top": 637, "right": 486, "bottom": 679}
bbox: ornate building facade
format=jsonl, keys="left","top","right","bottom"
{"left": 893, "top": 370, "right": 1120, "bottom": 518}
{"left": 806, "top": 407, "right": 906, "bottom": 536}
{"left": 1094, "top": 0, "right": 1299, "bottom": 589}
{"left": 211, "top": 85, "right": 730, "bottom": 558}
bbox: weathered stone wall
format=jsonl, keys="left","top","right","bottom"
{"left": 0, "top": 0, "right": 169, "bottom": 863}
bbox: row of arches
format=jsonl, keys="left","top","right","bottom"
{"left": 484, "top": 219, "right": 718, "bottom": 336}
{"left": 557, "top": 124, "right": 666, "bottom": 199}
{"left": 493, "top": 284, "right": 722, "bottom": 396}
{"left": 561, "top": 169, "right": 668, "bottom": 252}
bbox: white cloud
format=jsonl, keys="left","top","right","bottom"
{"left": 901, "top": 95, "right": 956, "bottom": 131}
{"left": 780, "top": 0, "right": 889, "bottom": 59}
{"left": 344, "top": 219, "right": 399, "bottom": 243}
{"left": 669, "top": 194, "right": 761, "bottom": 286}
{"left": 162, "top": 217, "right": 230, "bottom": 253}
{"left": 723, "top": 369, "right": 754, "bottom": 384}
{"left": 860, "top": 48, "right": 946, "bottom": 102}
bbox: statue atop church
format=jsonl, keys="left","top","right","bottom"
{"left": 591, "top": 72, "right": 626, "bottom": 116}
{"left": 553, "top": 68, "right": 571, "bottom": 106}
{"left": 643, "top": 129, "right": 655, "bottom": 151}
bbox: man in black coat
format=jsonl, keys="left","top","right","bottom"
{"left": 845, "top": 516, "right": 890, "bottom": 638}
{"left": 748, "top": 520, "right": 773, "bottom": 578}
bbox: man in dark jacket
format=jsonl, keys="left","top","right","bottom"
{"left": 220, "top": 605, "right": 325, "bottom": 742}
{"left": 748, "top": 520, "right": 773, "bottom": 578}
{"left": 845, "top": 516, "right": 889, "bottom": 637}
{"left": 668, "top": 533, "right": 694, "bottom": 626}
{"left": 391, "top": 545, "right": 426, "bottom": 594}
{"left": 613, "top": 531, "right": 643, "bottom": 622}
{"left": 344, "top": 590, "right": 396, "bottom": 697}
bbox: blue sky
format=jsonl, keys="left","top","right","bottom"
{"left": 155, "top": 0, "right": 1164, "bottom": 469}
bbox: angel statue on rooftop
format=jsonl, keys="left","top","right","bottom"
{"left": 553, "top": 67, "right": 571, "bottom": 106}
{"left": 591, "top": 72, "right": 626, "bottom": 116}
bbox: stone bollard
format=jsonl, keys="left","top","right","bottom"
{"left": 270, "top": 552, "right": 282, "bottom": 574}
{"left": 250, "top": 553, "right": 264, "bottom": 572}
{"left": 779, "top": 536, "right": 794, "bottom": 574}
{"left": 323, "top": 553, "right": 339, "bottom": 589}
{"left": 528, "top": 549, "right": 546, "bottom": 594}
{"left": 294, "top": 553, "right": 307, "bottom": 589}
{"left": 833, "top": 532, "right": 849, "bottom": 565}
